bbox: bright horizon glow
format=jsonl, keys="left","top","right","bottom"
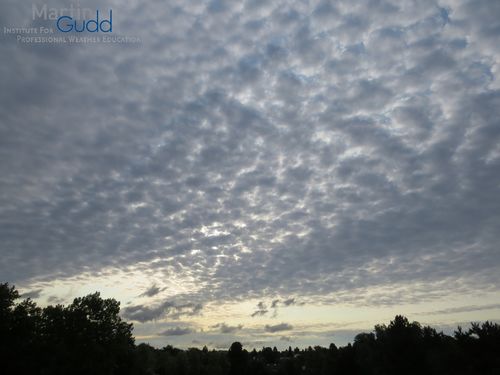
{"left": 16, "top": 271, "right": 500, "bottom": 349}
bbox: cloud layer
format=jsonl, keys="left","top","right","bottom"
{"left": 1, "top": 0, "right": 499, "bottom": 331}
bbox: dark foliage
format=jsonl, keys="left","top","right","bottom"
{"left": 0, "top": 283, "right": 136, "bottom": 375}
{"left": 1, "top": 283, "right": 500, "bottom": 375}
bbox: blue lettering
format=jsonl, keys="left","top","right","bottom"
{"left": 56, "top": 16, "right": 73, "bottom": 32}
{"left": 100, "top": 10, "right": 112, "bottom": 32}
{"left": 74, "top": 20, "right": 85, "bottom": 32}
{"left": 55, "top": 10, "right": 112, "bottom": 33}
{"left": 86, "top": 10, "right": 99, "bottom": 32}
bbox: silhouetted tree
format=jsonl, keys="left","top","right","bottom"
{"left": 455, "top": 321, "right": 500, "bottom": 374}
{"left": 0, "top": 284, "right": 136, "bottom": 375}
{"left": 353, "top": 332, "right": 376, "bottom": 374}
{"left": 228, "top": 342, "right": 248, "bottom": 375}
{"left": 373, "top": 315, "right": 425, "bottom": 375}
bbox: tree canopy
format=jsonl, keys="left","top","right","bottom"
{"left": 0, "top": 283, "right": 136, "bottom": 375}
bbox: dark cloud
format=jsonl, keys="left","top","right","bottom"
{"left": 212, "top": 323, "right": 244, "bottom": 334}
{"left": 140, "top": 284, "right": 162, "bottom": 298}
{"left": 20, "top": 289, "right": 42, "bottom": 299}
{"left": 123, "top": 301, "right": 203, "bottom": 323}
{"left": 251, "top": 302, "right": 268, "bottom": 317}
{"left": 265, "top": 323, "right": 293, "bottom": 333}
{"left": 251, "top": 310, "right": 268, "bottom": 318}
{"left": 160, "top": 327, "right": 194, "bottom": 336}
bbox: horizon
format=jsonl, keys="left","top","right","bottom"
{"left": 5, "top": 283, "right": 499, "bottom": 351}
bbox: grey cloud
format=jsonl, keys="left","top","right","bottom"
{"left": 212, "top": 323, "right": 244, "bottom": 334}
{"left": 21, "top": 289, "right": 42, "bottom": 299}
{"left": 251, "top": 302, "right": 268, "bottom": 317}
{"left": 251, "top": 310, "right": 268, "bottom": 317}
{"left": 269, "top": 298, "right": 296, "bottom": 317}
{"left": 160, "top": 327, "right": 194, "bottom": 336}
{"left": 265, "top": 323, "right": 293, "bottom": 333}
{"left": 140, "top": 284, "right": 162, "bottom": 298}
{"left": 419, "top": 304, "right": 500, "bottom": 316}
{"left": 47, "top": 295, "right": 65, "bottom": 304}
{"left": 123, "top": 301, "right": 203, "bottom": 323}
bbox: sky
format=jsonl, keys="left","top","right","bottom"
{"left": 1, "top": 0, "right": 500, "bottom": 350}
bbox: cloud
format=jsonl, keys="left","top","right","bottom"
{"left": 160, "top": 327, "right": 194, "bottom": 336}
{"left": 211, "top": 323, "right": 244, "bottom": 334}
{"left": 265, "top": 323, "right": 293, "bottom": 333}
{"left": 268, "top": 298, "right": 296, "bottom": 317}
{"left": 20, "top": 289, "right": 42, "bottom": 299}
{"left": 250, "top": 298, "right": 295, "bottom": 318}
{"left": 251, "top": 310, "right": 268, "bottom": 317}
{"left": 251, "top": 302, "right": 269, "bottom": 317}
{"left": 123, "top": 301, "right": 203, "bottom": 323}
{"left": 418, "top": 303, "right": 500, "bottom": 316}
{"left": 140, "top": 284, "right": 162, "bottom": 298}
{"left": 271, "top": 298, "right": 296, "bottom": 308}
{"left": 47, "top": 295, "right": 65, "bottom": 304}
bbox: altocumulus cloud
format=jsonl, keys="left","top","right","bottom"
{"left": 0, "top": 0, "right": 499, "bottom": 322}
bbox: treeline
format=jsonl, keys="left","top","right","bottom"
{"left": 1, "top": 283, "right": 499, "bottom": 375}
